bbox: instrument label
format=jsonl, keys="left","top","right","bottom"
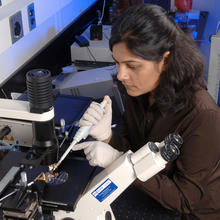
{"left": 91, "top": 178, "right": 117, "bottom": 202}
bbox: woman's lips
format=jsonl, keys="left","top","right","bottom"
{"left": 122, "top": 82, "right": 132, "bottom": 87}
{"left": 123, "top": 83, "right": 134, "bottom": 89}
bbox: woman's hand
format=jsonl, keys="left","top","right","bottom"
{"left": 78, "top": 96, "right": 112, "bottom": 141}
{"left": 72, "top": 141, "right": 122, "bottom": 168}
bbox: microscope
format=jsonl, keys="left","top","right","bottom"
{"left": 0, "top": 69, "right": 59, "bottom": 219}
{"left": 0, "top": 69, "right": 183, "bottom": 219}
{"left": 0, "top": 69, "right": 58, "bottom": 167}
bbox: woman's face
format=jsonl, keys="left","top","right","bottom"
{"left": 112, "top": 42, "right": 167, "bottom": 97}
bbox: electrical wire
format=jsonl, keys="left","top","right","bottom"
{"left": 216, "top": 20, "right": 220, "bottom": 34}
{"left": 87, "top": 47, "right": 97, "bottom": 61}
{"left": 98, "top": 0, "right": 106, "bottom": 25}
{"left": 1, "top": 88, "right": 8, "bottom": 98}
{"left": 0, "top": 189, "right": 19, "bottom": 202}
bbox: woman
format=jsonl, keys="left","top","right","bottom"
{"left": 73, "top": 4, "right": 220, "bottom": 219}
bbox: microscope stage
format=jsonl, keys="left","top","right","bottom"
{"left": 0, "top": 151, "right": 96, "bottom": 212}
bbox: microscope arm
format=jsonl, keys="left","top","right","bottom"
{"left": 0, "top": 98, "right": 54, "bottom": 122}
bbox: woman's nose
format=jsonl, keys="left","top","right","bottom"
{"left": 117, "top": 67, "right": 129, "bottom": 81}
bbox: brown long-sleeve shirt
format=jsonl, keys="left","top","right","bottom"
{"left": 110, "top": 89, "right": 220, "bottom": 219}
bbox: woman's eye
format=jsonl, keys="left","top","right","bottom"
{"left": 127, "top": 65, "right": 137, "bottom": 70}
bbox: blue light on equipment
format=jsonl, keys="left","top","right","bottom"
{"left": 28, "top": 3, "right": 36, "bottom": 31}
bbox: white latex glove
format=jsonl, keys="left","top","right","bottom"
{"left": 78, "top": 96, "right": 112, "bottom": 141}
{"left": 72, "top": 141, "right": 122, "bottom": 168}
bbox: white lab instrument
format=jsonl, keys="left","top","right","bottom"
{"left": 54, "top": 135, "right": 182, "bottom": 220}
{"left": 55, "top": 65, "right": 125, "bottom": 115}
{"left": 71, "top": 25, "right": 114, "bottom": 63}
{"left": 207, "top": 30, "right": 220, "bottom": 104}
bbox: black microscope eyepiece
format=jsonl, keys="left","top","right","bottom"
{"left": 26, "top": 69, "right": 53, "bottom": 114}
{"left": 161, "top": 133, "right": 183, "bottom": 162}
{"left": 164, "top": 133, "right": 183, "bottom": 149}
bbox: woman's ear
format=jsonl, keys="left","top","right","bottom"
{"left": 161, "top": 51, "right": 170, "bottom": 71}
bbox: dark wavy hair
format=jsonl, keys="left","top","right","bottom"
{"left": 109, "top": 4, "right": 206, "bottom": 112}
